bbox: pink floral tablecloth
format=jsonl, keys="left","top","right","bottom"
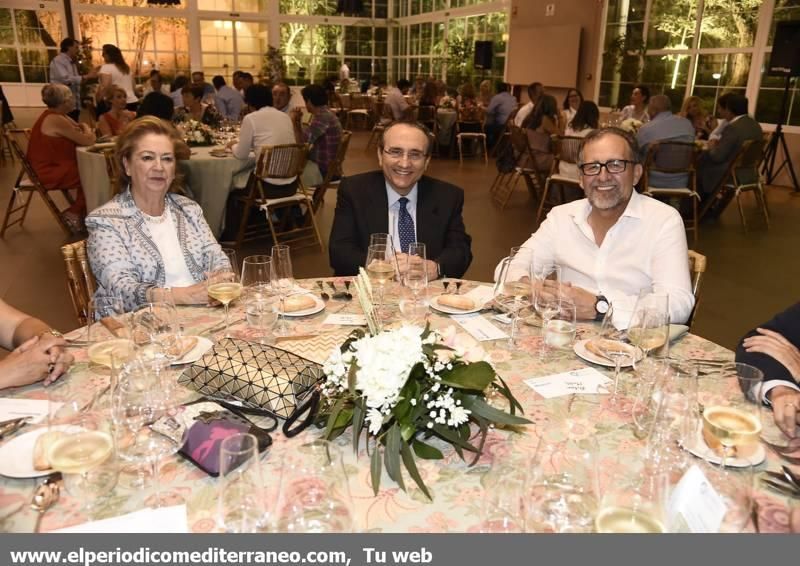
{"left": 0, "top": 279, "right": 796, "bottom": 533}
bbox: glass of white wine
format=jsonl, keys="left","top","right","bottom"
{"left": 365, "top": 243, "right": 397, "bottom": 323}
{"left": 628, "top": 290, "right": 670, "bottom": 359}
{"left": 87, "top": 296, "right": 133, "bottom": 372}
{"left": 595, "top": 461, "right": 669, "bottom": 533}
{"left": 404, "top": 242, "right": 428, "bottom": 308}
{"left": 206, "top": 269, "right": 242, "bottom": 339}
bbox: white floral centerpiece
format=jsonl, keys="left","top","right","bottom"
{"left": 619, "top": 118, "right": 643, "bottom": 134}
{"left": 178, "top": 119, "right": 215, "bottom": 146}
{"left": 438, "top": 95, "right": 455, "bottom": 110}
{"left": 319, "top": 272, "right": 530, "bottom": 499}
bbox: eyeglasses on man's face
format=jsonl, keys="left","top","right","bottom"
{"left": 578, "top": 159, "right": 636, "bottom": 176}
{"left": 382, "top": 147, "right": 428, "bottom": 162}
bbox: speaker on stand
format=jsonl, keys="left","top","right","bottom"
{"left": 474, "top": 41, "right": 493, "bottom": 71}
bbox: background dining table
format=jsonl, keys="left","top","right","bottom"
{"left": 0, "top": 279, "right": 795, "bottom": 533}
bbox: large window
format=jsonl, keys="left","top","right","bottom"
{"left": 0, "top": 5, "right": 63, "bottom": 83}
{"left": 200, "top": 19, "right": 267, "bottom": 80}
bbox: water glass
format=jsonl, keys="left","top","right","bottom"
{"left": 271, "top": 245, "right": 294, "bottom": 336}
{"left": 545, "top": 299, "right": 576, "bottom": 350}
{"left": 218, "top": 433, "right": 267, "bottom": 533}
{"left": 244, "top": 296, "right": 280, "bottom": 344}
{"left": 241, "top": 255, "right": 274, "bottom": 299}
{"left": 404, "top": 242, "right": 428, "bottom": 305}
{"left": 132, "top": 302, "right": 181, "bottom": 362}
{"left": 628, "top": 289, "right": 670, "bottom": 359}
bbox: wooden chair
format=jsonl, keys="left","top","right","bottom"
{"left": 366, "top": 100, "right": 393, "bottom": 150}
{"left": 309, "top": 130, "right": 352, "bottom": 212}
{"left": 490, "top": 106, "right": 519, "bottom": 158}
{"left": 492, "top": 125, "right": 547, "bottom": 210}
{"left": 100, "top": 147, "right": 121, "bottom": 196}
{"left": 254, "top": 143, "right": 325, "bottom": 251}
{"left": 686, "top": 249, "right": 707, "bottom": 328}
{"left": 61, "top": 239, "right": 97, "bottom": 326}
{"left": 536, "top": 135, "right": 584, "bottom": 224}
{"left": 641, "top": 141, "right": 702, "bottom": 243}
{"left": 345, "top": 93, "right": 371, "bottom": 131}
{"left": 1, "top": 129, "right": 76, "bottom": 238}
{"left": 456, "top": 106, "right": 488, "bottom": 165}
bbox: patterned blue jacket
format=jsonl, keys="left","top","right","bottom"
{"left": 86, "top": 189, "right": 230, "bottom": 311}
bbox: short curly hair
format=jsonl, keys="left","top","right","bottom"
{"left": 41, "top": 83, "right": 72, "bottom": 109}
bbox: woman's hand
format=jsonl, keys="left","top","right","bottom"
{"left": 172, "top": 282, "right": 211, "bottom": 305}
{"left": 767, "top": 386, "right": 800, "bottom": 438}
{"left": 742, "top": 328, "right": 800, "bottom": 381}
{"left": 0, "top": 335, "right": 73, "bottom": 390}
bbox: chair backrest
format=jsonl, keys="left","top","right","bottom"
{"left": 733, "top": 136, "right": 767, "bottom": 171}
{"left": 686, "top": 249, "right": 707, "bottom": 327}
{"left": 508, "top": 124, "right": 531, "bottom": 158}
{"left": 6, "top": 128, "right": 31, "bottom": 155}
{"left": 642, "top": 140, "right": 700, "bottom": 189}
{"left": 349, "top": 93, "right": 368, "bottom": 111}
{"left": 5, "top": 129, "right": 43, "bottom": 187}
{"left": 61, "top": 239, "right": 97, "bottom": 326}
{"left": 458, "top": 105, "right": 484, "bottom": 126}
{"left": 311, "top": 130, "right": 352, "bottom": 211}
{"left": 416, "top": 105, "right": 437, "bottom": 123}
{"left": 254, "top": 143, "right": 310, "bottom": 182}
{"left": 100, "top": 147, "right": 121, "bottom": 195}
{"left": 552, "top": 135, "right": 584, "bottom": 166}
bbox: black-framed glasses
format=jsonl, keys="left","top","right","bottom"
{"left": 578, "top": 159, "right": 636, "bottom": 176}
{"left": 382, "top": 147, "right": 427, "bottom": 162}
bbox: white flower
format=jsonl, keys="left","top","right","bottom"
{"left": 365, "top": 407, "right": 384, "bottom": 436}
{"left": 447, "top": 406, "right": 471, "bottom": 427}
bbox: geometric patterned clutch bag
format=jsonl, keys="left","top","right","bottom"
{"left": 178, "top": 338, "right": 324, "bottom": 420}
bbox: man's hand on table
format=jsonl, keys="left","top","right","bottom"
{"left": 556, "top": 281, "right": 596, "bottom": 320}
{"left": 395, "top": 253, "right": 439, "bottom": 281}
{"left": 766, "top": 386, "right": 800, "bottom": 438}
{"left": 742, "top": 328, "right": 800, "bottom": 380}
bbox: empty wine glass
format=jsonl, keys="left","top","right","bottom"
{"left": 628, "top": 289, "right": 670, "bottom": 359}
{"left": 206, "top": 269, "right": 242, "bottom": 338}
{"left": 365, "top": 243, "right": 396, "bottom": 322}
{"left": 479, "top": 444, "right": 529, "bottom": 532}
{"left": 150, "top": 287, "right": 183, "bottom": 337}
{"left": 532, "top": 263, "right": 561, "bottom": 358}
{"left": 596, "top": 303, "right": 638, "bottom": 405}
{"left": 132, "top": 302, "right": 181, "bottom": 362}
{"left": 241, "top": 255, "right": 273, "bottom": 299}
{"left": 271, "top": 244, "right": 294, "bottom": 336}
{"left": 218, "top": 433, "right": 267, "bottom": 533}
{"left": 221, "top": 247, "right": 240, "bottom": 277}
{"left": 495, "top": 246, "right": 531, "bottom": 349}
{"left": 404, "top": 242, "right": 428, "bottom": 307}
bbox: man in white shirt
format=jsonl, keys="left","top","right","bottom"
{"left": 212, "top": 75, "right": 244, "bottom": 120}
{"left": 49, "top": 38, "right": 96, "bottom": 121}
{"left": 384, "top": 79, "right": 412, "bottom": 121}
{"left": 497, "top": 127, "right": 694, "bottom": 328}
{"left": 514, "top": 82, "right": 543, "bottom": 127}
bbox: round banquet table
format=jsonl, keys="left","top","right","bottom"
{"left": 0, "top": 279, "right": 794, "bottom": 533}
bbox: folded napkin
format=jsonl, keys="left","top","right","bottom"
{"left": 670, "top": 324, "right": 690, "bottom": 342}
{"left": 53, "top": 505, "right": 188, "bottom": 533}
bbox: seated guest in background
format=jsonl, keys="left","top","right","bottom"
{"left": 28, "top": 83, "right": 95, "bottom": 231}
{"left": 191, "top": 71, "right": 215, "bottom": 102}
{"left": 97, "top": 86, "right": 135, "bottom": 138}
{"left": 697, "top": 92, "right": 762, "bottom": 203}
{"left": 418, "top": 80, "right": 438, "bottom": 107}
{"left": 330, "top": 121, "right": 472, "bottom": 279}
{"left": 497, "top": 127, "right": 694, "bottom": 328}
{"left": 679, "top": 95, "right": 713, "bottom": 140}
{"left": 560, "top": 100, "right": 600, "bottom": 179}
{"left": 143, "top": 70, "right": 170, "bottom": 96}
{"left": 478, "top": 79, "right": 493, "bottom": 108}
{"left": 457, "top": 82, "right": 479, "bottom": 112}
{"left": 514, "top": 82, "right": 543, "bottom": 127}
{"left": 620, "top": 84, "right": 651, "bottom": 123}
{"left": 169, "top": 75, "right": 189, "bottom": 111}
{"left": 137, "top": 91, "right": 175, "bottom": 121}
{"left": 87, "top": 117, "right": 230, "bottom": 311}
{"left": 737, "top": 302, "right": 800, "bottom": 439}
{"left": 522, "top": 94, "right": 560, "bottom": 174}
{"left": 175, "top": 84, "right": 222, "bottom": 128}
{"left": 485, "top": 82, "right": 517, "bottom": 147}
{"left": 232, "top": 70, "right": 244, "bottom": 94}
{"left": 213, "top": 75, "right": 243, "bottom": 121}
{"left": 635, "top": 94, "right": 695, "bottom": 188}
{"left": 290, "top": 84, "right": 343, "bottom": 180}
{"left": 272, "top": 82, "right": 294, "bottom": 113}
{"left": 0, "top": 298, "right": 72, "bottom": 389}
{"left": 385, "top": 79, "right": 413, "bottom": 121}
{"left": 562, "top": 88, "right": 584, "bottom": 125}
{"left": 229, "top": 84, "right": 297, "bottom": 198}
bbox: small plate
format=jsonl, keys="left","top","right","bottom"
{"left": 429, "top": 294, "right": 483, "bottom": 315}
{"left": 279, "top": 294, "right": 326, "bottom": 317}
{"left": 573, "top": 338, "right": 642, "bottom": 368}
{"left": 0, "top": 425, "right": 76, "bottom": 478}
{"left": 171, "top": 336, "right": 213, "bottom": 365}
{"left": 681, "top": 425, "right": 766, "bottom": 468}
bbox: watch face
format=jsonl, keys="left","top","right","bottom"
{"left": 596, "top": 300, "right": 609, "bottom": 314}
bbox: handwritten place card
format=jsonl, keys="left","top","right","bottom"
{"left": 667, "top": 465, "right": 726, "bottom": 533}
{"left": 452, "top": 313, "right": 509, "bottom": 342}
{"left": 523, "top": 368, "right": 612, "bottom": 399}
{"left": 323, "top": 313, "right": 367, "bottom": 326}
{"left": 0, "top": 398, "right": 53, "bottom": 424}
{"left": 54, "top": 505, "right": 188, "bottom": 533}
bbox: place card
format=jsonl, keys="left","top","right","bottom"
{"left": 323, "top": 313, "right": 367, "bottom": 326}
{"left": 523, "top": 367, "right": 612, "bottom": 399}
{"left": 667, "top": 465, "right": 726, "bottom": 533}
{"left": 0, "top": 398, "right": 52, "bottom": 424}
{"left": 53, "top": 505, "right": 188, "bottom": 533}
{"left": 452, "top": 313, "right": 508, "bottom": 342}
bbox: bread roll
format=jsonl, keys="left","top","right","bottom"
{"left": 283, "top": 295, "right": 317, "bottom": 312}
{"left": 33, "top": 430, "right": 66, "bottom": 471}
{"left": 167, "top": 336, "right": 198, "bottom": 359}
{"left": 585, "top": 338, "right": 634, "bottom": 360}
{"left": 437, "top": 295, "right": 476, "bottom": 311}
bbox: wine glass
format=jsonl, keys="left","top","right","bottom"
{"left": 544, "top": 298, "right": 576, "bottom": 351}
{"left": 221, "top": 247, "right": 240, "bottom": 277}
{"left": 132, "top": 302, "right": 181, "bottom": 363}
{"left": 206, "top": 269, "right": 242, "bottom": 338}
{"left": 596, "top": 303, "right": 638, "bottom": 406}
{"left": 150, "top": 287, "right": 183, "bottom": 337}
{"left": 628, "top": 289, "right": 670, "bottom": 359}
{"left": 365, "top": 243, "right": 396, "bottom": 322}
{"left": 494, "top": 246, "right": 531, "bottom": 349}
{"left": 218, "top": 433, "right": 268, "bottom": 533}
{"left": 479, "top": 443, "right": 530, "bottom": 532}
{"left": 369, "top": 232, "right": 399, "bottom": 279}
{"left": 595, "top": 454, "right": 669, "bottom": 533}
{"left": 245, "top": 296, "right": 280, "bottom": 344}
{"left": 271, "top": 244, "right": 295, "bottom": 337}
{"left": 87, "top": 296, "right": 133, "bottom": 371}
{"left": 531, "top": 263, "right": 561, "bottom": 358}
{"left": 241, "top": 255, "right": 273, "bottom": 299}
{"left": 403, "top": 242, "right": 428, "bottom": 307}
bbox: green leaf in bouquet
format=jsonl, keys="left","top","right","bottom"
{"left": 461, "top": 395, "right": 531, "bottom": 425}
{"left": 401, "top": 439, "right": 432, "bottom": 500}
{"left": 439, "top": 361, "right": 496, "bottom": 391}
{"left": 493, "top": 373, "right": 524, "bottom": 414}
{"left": 432, "top": 423, "right": 479, "bottom": 454}
{"left": 323, "top": 397, "right": 346, "bottom": 439}
{"left": 412, "top": 439, "right": 444, "bottom": 460}
{"left": 384, "top": 424, "right": 405, "bottom": 490}
{"left": 352, "top": 398, "right": 365, "bottom": 452}
{"left": 370, "top": 439, "right": 382, "bottom": 496}
{"left": 400, "top": 421, "right": 416, "bottom": 442}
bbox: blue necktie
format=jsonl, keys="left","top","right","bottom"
{"left": 397, "top": 197, "right": 415, "bottom": 254}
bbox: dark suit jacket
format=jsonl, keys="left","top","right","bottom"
{"left": 735, "top": 302, "right": 800, "bottom": 389}
{"left": 699, "top": 114, "right": 762, "bottom": 195}
{"left": 329, "top": 171, "right": 472, "bottom": 278}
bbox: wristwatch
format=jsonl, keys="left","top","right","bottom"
{"left": 594, "top": 295, "right": 610, "bottom": 321}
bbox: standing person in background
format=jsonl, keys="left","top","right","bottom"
{"left": 97, "top": 44, "right": 138, "bottom": 116}
{"left": 514, "top": 82, "right": 543, "bottom": 127}
{"left": 562, "top": 88, "right": 584, "bottom": 126}
{"left": 213, "top": 75, "right": 244, "bottom": 121}
{"left": 620, "top": 84, "right": 651, "bottom": 123}
{"left": 485, "top": 82, "right": 516, "bottom": 147}
{"left": 339, "top": 61, "right": 350, "bottom": 82}
{"left": 49, "top": 38, "right": 96, "bottom": 122}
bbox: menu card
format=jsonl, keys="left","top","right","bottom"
{"left": 667, "top": 465, "right": 726, "bottom": 533}
{"left": 524, "top": 368, "right": 612, "bottom": 399}
{"left": 0, "top": 398, "right": 52, "bottom": 424}
{"left": 53, "top": 505, "right": 188, "bottom": 533}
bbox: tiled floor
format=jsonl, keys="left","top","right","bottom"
{"left": 1, "top": 128, "right": 798, "bottom": 351}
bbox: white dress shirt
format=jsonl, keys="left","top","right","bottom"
{"left": 49, "top": 53, "right": 81, "bottom": 110}
{"left": 232, "top": 106, "right": 296, "bottom": 185}
{"left": 514, "top": 101, "right": 533, "bottom": 127}
{"left": 496, "top": 190, "right": 694, "bottom": 328}
{"left": 386, "top": 182, "right": 418, "bottom": 253}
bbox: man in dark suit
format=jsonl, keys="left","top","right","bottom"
{"left": 329, "top": 121, "right": 472, "bottom": 279}
{"left": 698, "top": 93, "right": 763, "bottom": 204}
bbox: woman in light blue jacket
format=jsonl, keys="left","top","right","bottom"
{"left": 86, "top": 117, "right": 230, "bottom": 311}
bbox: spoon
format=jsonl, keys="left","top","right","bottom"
{"left": 316, "top": 281, "right": 330, "bottom": 302}
{"left": 31, "top": 474, "right": 61, "bottom": 533}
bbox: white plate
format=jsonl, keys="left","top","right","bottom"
{"left": 279, "top": 294, "right": 326, "bottom": 317}
{"left": 429, "top": 294, "right": 483, "bottom": 315}
{"left": 0, "top": 425, "right": 77, "bottom": 478}
{"left": 681, "top": 424, "right": 766, "bottom": 468}
{"left": 573, "top": 338, "right": 642, "bottom": 368}
{"left": 171, "top": 336, "right": 214, "bottom": 365}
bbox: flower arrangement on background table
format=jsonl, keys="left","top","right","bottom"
{"left": 178, "top": 119, "right": 215, "bottom": 146}
{"left": 619, "top": 118, "right": 644, "bottom": 134}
